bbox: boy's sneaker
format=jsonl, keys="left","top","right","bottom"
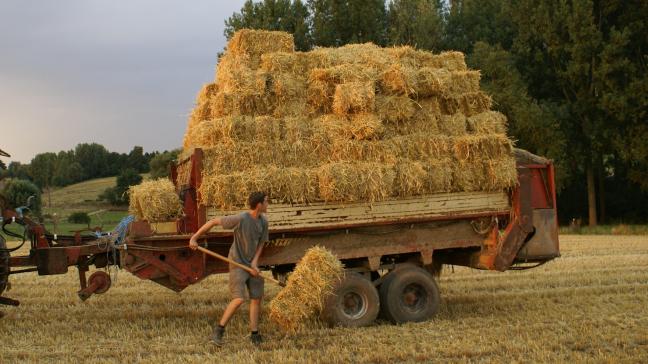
{"left": 250, "top": 332, "right": 263, "bottom": 345}
{"left": 211, "top": 325, "right": 225, "bottom": 346}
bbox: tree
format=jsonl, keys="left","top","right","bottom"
{"left": 100, "top": 169, "right": 143, "bottom": 206}
{"left": 30, "top": 152, "right": 57, "bottom": 207}
{"left": 75, "top": 143, "right": 110, "bottom": 180}
{"left": 4, "top": 162, "right": 31, "bottom": 181}
{"left": 444, "top": 0, "right": 514, "bottom": 52}
{"left": 0, "top": 178, "right": 42, "bottom": 216}
{"left": 468, "top": 42, "right": 568, "bottom": 185}
{"left": 308, "top": 0, "right": 387, "bottom": 46}
{"left": 67, "top": 212, "right": 91, "bottom": 228}
{"left": 225, "top": 0, "right": 312, "bottom": 50}
{"left": 387, "top": 0, "right": 444, "bottom": 51}
{"left": 127, "top": 146, "right": 148, "bottom": 173}
{"left": 149, "top": 149, "right": 181, "bottom": 180}
{"left": 510, "top": 0, "right": 648, "bottom": 225}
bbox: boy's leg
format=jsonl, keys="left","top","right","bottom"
{"left": 219, "top": 297, "right": 244, "bottom": 326}
{"left": 249, "top": 298, "right": 261, "bottom": 331}
{"left": 248, "top": 275, "right": 264, "bottom": 344}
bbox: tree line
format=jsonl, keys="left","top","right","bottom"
{"left": 0, "top": 143, "right": 180, "bottom": 211}
{"left": 225, "top": 0, "right": 648, "bottom": 226}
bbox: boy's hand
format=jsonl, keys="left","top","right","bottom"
{"left": 189, "top": 238, "right": 198, "bottom": 250}
{"left": 250, "top": 264, "right": 260, "bottom": 277}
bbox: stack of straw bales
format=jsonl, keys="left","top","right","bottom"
{"left": 183, "top": 29, "right": 517, "bottom": 209}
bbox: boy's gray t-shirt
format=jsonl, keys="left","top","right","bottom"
{"left": 221, "top": 212, "right": 269, "bottom": 266}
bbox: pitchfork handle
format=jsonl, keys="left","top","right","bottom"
{"left": 196, "top": 246, "right": 284, "bottom": 286}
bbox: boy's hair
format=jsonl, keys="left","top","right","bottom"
{"left": 248, "top": 191, "right": 267, "bottom": 210}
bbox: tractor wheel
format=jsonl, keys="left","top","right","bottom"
{"left": 321, "top": 272, "right": 380, "bottom": 327}
{"left": 379, "top": 264, "right": 440, "bottom": 324}
{"left": 0, "top": 235, "right": 9, "bottom": 297}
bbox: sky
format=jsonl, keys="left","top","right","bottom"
{"left": 0, "top": 0, "right": 247, "bottom": 163}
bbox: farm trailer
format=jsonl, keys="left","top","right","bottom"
{"left": 0, "top": 148, "right": 559, "bottom": 326}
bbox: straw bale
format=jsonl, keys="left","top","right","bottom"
{"left": 389, "top": 133, "right": 450, "bottom": 160}
{"left": 273, "top": 99, "right": 309, "bottom": 117}
{"left": 176, "top": 162, "right": 192, "bottom": 188}
{"left": 216, "top": 55, "right": 270, "bottom": 93}
{"left": 269, "top": 246, "right": 344, "bottom": 332}
{"left": 452, "top": 155, "right": 518, "bottom": 192}
{"left": 375, "top": 95, "right": 416, "bottom": 123}
{"left": 386, "top": 46, "right": 422, "bottom": 68}
{"left": 457, "top": 91, "right": 493, "bottom": 116}
{"left": 421, "top": 51, "right": 468, "bottom": 71}
{"left": 416, "top": 68, "right": 451, "bottom": 97}
{"left": 425, "top": 158, "right": 454, "bottom": 192}
{"left": 326, "top": 139, "right": 399, "bottom": 165}
{"left": 324, "top": 43, "right": 389, "bottom": 68}
{"left": 319, "top": 114, "right": 383, "bottom": 141}
{"left": 227, "top": 29, "right": 294, "bottom": 68}
{"left": 271, "top": 73, "right": 308, "bottom": 100}
{"left": 439, "top": 113, "right": 467, "bottom": 136}
{"left": 380, "top": 64, "right": 418, "bottom": 95}
{"left": 467, "top": 111, "right": 507, "bottom": 134}
{"left": 393, "top": 160, "right": 427, "bottom": 197}
{"left": 452, "top": 160, "right": 485, "bottom": 192}
{"left": 310, "top": 64, "right": 379, "bottom": 84}
{"left": 183, "top": 83, "right": 219, "bottom": 148}
{"left": 332, "top": 82, "right": 375, "bottom": 115}
{"left": 261, "top": 52, "right": 308, "bottom": 74}
{"left": 448, "top": 71, "right": 481, "bottom": 95}
{"left": 483, "top": 155, "right": 518, "bottom": 190}
{"left": 128, "top": 179, "right": 182, "bottom": 222}
{"left": 211, "top": 91, "right": 274, "bottom": 117}
{"left": 317, "top": 162, "right": 395, "bottom": 203}
{"left": 200, "top": 167, "right": 319, "bottom": 209}
{"left": 439, "top": 95, "right": 461, "bottom": 115}
{"left": 452, "top": 134, "right": 514, "bottom": 163}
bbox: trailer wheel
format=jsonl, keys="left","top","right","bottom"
{"left": 321, "top": 272, "right": 379, "bottom": 327}
{"left": 0, "top": 235, "right": 9, "bottom": 296}
{"left": 379, "top": 265, "right": 440, "bottom": 324}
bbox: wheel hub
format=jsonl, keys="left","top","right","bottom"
{"left": 401, "top": 283, "right": 427, "bottom": 312}
{"left": 341, "top": 291, "right": 367, "bottom": 319}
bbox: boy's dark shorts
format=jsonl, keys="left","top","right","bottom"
{"left": 229, "top": 265, "right": 264, "bottom": 300}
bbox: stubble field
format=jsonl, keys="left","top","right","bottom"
{"left": 1, "top": 234, "right": 647, "bottom": 363}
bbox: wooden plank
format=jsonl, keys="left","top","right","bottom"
{"left": 206, "top": 191, "right": 510, "bottom": 232}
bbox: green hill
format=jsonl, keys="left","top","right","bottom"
{"left": 39, "top": 177, "right": 128, "bottom": 235}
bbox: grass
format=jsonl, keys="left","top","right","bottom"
{"left": 1, "top": 234, "right": 647, "bottom": 363}
{"left": 1, "top": 176, "right": 146, "bottom": 240}
{"left": 559, "top": 224, "right": 648, "bottom": 235}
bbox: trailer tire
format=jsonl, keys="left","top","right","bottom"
{"left": 321, "top": 272, "right": 379, "bottom": 327}
{"left": 0, "top": 235, "right": 9, "bottom": 296}
{"left": 379, "top": 265, "right": 440, "bottom": 324}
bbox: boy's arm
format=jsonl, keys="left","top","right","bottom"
{"left": 250, "top": 242, "right": 265, "bottom": 274}
{"left": 188, "top": 218, "right": 221, "bottom": 249}
{"left": 250, "top": 220, "right": 269, "bottom": 274}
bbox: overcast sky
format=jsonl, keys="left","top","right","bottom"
{"left": 0, "top": 1, "right": 247, "bottom": 162}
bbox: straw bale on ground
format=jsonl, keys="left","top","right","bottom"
{"left": 269, "top": 246, "right": 344, "bottom": 332}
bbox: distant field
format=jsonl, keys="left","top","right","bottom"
{"left": 1, "top": 235, "right": 646, "bottom": 363}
